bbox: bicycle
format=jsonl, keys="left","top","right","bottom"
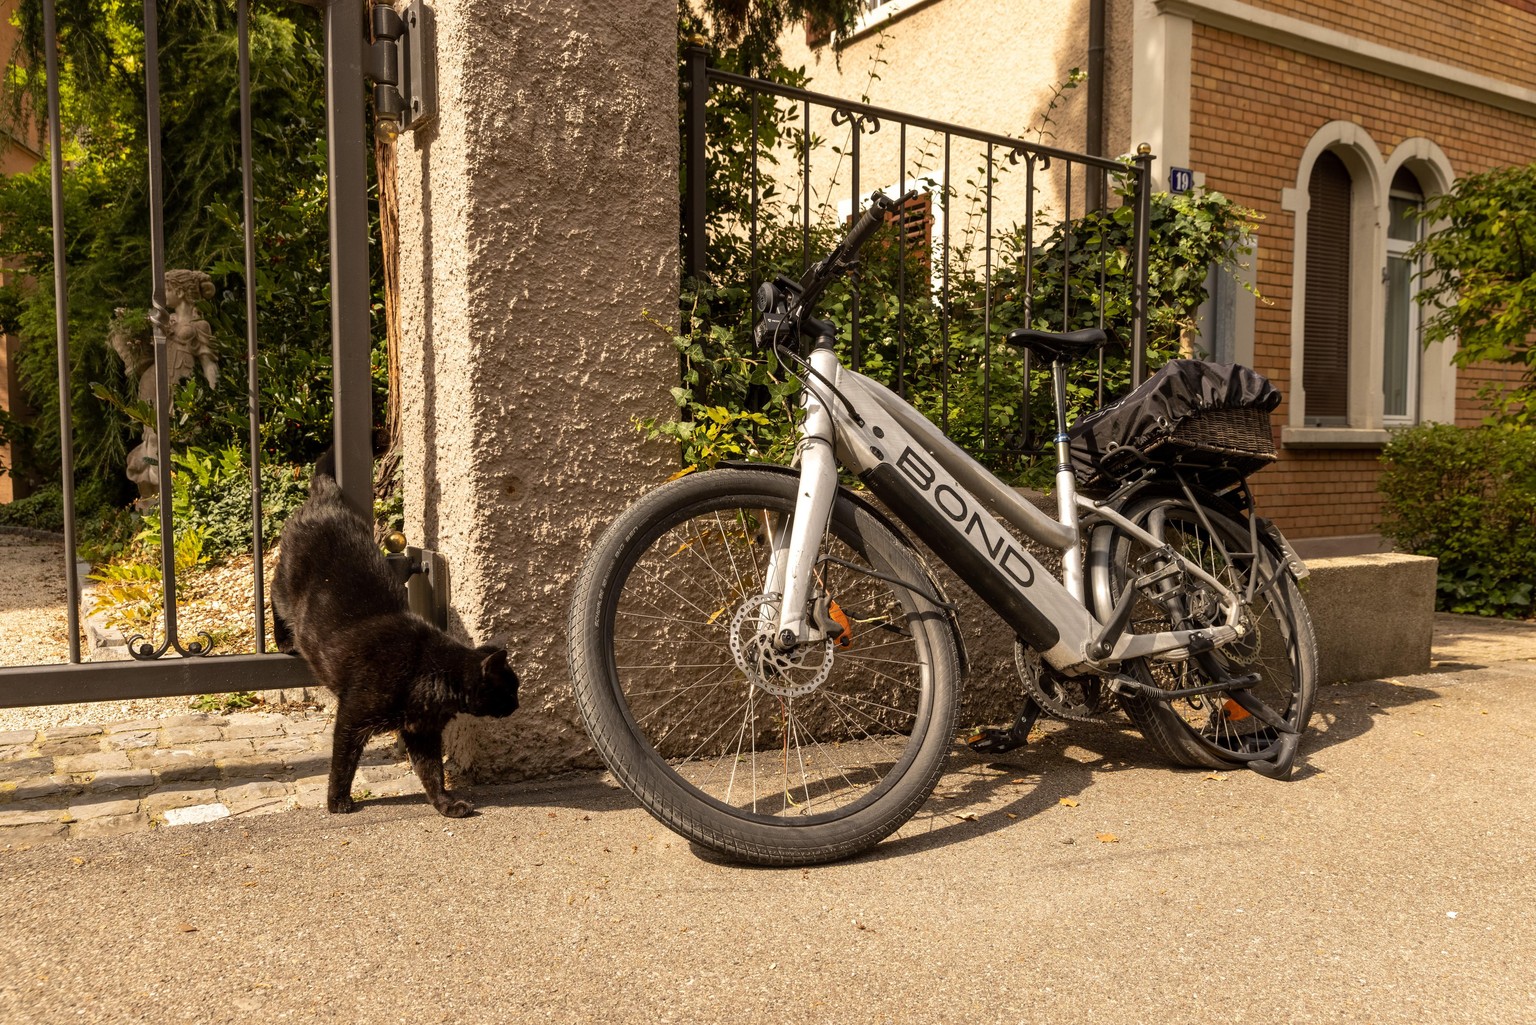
{"left": 568, "top": 192, "right": 1317, "bottom": 866}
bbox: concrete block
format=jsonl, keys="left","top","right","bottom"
{"left": 1299, "top": 553, "right": 1437, "bottom": 684}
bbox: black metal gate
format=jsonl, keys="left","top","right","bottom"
{"left": 0, "top": 0, "right": 378, "bottom": 707}
{"left": 679, "top": 45, "right": 1155, "bottom": 465}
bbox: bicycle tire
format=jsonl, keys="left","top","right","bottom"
{"left": 568, "top": 467, "right": 961, "bottom": 866}
{"left": 1089, "top": 492, "right": 1317, "bottom": 771}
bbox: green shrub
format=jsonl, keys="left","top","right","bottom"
{"left": 0, "top": 476, "right": 135, "bottom": 561}
{"left": 0, "top": 483, "right": 64, "bottom": 532}
{"left": 1379, "top": 423, "right": 1536, "bottom": 618}
{"left": 152, "top": 446, "right": 311, "bottom": 562}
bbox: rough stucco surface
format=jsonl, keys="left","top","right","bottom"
{"left": 396, "top": 0, "right": 676, "bottom": 781}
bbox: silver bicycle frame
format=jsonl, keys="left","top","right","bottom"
{"left": 768, "top": 349, "right": 1246, "bottom": 675}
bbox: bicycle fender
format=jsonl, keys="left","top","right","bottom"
{"left": 1256, "top": 516, "right": 1310, "bottom": 581}
{"left": 716, "top": 461, "right": 970, "bottom": 678}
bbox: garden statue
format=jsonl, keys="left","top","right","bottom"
{"left": 109, "top": 269, "right": 219, "bottom": 500}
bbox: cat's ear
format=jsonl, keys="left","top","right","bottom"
{"left": 480, "top": 648, "right": 509, "bottom": 677}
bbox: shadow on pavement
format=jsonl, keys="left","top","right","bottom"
{"left": 595, "top": 676, "right": 1456, "bottom": 867}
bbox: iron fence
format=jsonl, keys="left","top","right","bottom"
{"left": 680, "top": 46, "right": 1153, "bottom": 467}
{"left": 0, "top": 0, "right": 375, "bottom": 706}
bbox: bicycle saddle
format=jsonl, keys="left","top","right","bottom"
{"left": 1004, "top": 327, "right": 1109, "bottom": 363}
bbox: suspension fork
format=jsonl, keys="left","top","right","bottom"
{"left": 767, "top": 344, "right": 841, "bottom": 648}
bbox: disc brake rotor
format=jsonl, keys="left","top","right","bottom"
{"left": 729, "top": 593, "right": 835, "bottom": 698}
{"left": 1014, "top": 641, "right": 1109, "bottom": 723}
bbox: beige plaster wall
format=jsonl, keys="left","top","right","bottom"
{"left": 394, "top": 0, "right": 678, "bottom": 781}
{"left": 781, "top": 0, "right": 1134, "bottom": 154}
{"left": 767, "top": 0, "right": 1136, "bottom": 243}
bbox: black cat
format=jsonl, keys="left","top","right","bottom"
{"left": 272, "top": 451, "right": 519, "bottom": 818}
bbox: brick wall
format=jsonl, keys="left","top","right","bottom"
{"left": 1187, "top": 23, "right": 1536, "bottom": 538}
{"left": 1240, "top": 0, "right": 1536, "bottom": 91}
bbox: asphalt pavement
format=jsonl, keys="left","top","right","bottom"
{"left": 1, "top": 625, "right": 1534, "bottom": 1024}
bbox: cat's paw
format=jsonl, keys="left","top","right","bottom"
{"left": 438, "top": 798, "right": 474, "bottom": 818}
{"left": 328, "top": 794, "right": 356, "bottom": 814}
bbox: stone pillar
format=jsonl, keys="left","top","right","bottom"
{"left": 395, "top": 0, "right": 677, "bottom": 779}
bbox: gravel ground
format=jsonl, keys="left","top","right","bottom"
{"left": 0, "top": 531, "right": 218, "bottom": 731}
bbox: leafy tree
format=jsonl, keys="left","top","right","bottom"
{"left": 1411, "top": 162, "right": 1536, "bottom": 424}
{"left": 0, "top": 0, "right": 377, "bottom": 510}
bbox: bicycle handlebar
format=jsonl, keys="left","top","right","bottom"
{"left": 791, "top": 190, "right": 909, "bottom": 324}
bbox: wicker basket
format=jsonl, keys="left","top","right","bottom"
{"left": 1079, "top": 406, "right": 1277, "bottom": 490}
{"left": 1167, "top": 406, "right": 1276, "bottom": 460}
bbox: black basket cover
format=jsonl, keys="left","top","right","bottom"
{"left": 1068, "top": 359, "right": 1282, "bottom": 487}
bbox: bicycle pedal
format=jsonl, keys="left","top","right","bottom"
{"left": 965, "top": 727, "right": 1027, "bottom": 755}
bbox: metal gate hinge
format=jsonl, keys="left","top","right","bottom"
{"left": 384, "top": 534, "right": 450, "bottom": 629}
{"left": 369, "top": 0, "right": 436, "bottom": 136}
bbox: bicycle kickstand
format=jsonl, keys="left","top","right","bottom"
{"left": 965, "top": 697, "right": 1043, "bottom": 755}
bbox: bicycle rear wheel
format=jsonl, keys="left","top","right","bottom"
{"left": 568, "top": 467, "right": 960, "bottom": 866}
{"left": 1090, "top": 493, "right": 1316, "bottom": 771}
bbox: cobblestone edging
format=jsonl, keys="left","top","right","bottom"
{"left": 0, "top": 712, "right": 420, "bottom": 843}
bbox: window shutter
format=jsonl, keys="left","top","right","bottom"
{"left": 1303, "top": 150, "right": 1352, "bottom": 423}
{"left": 894, "top": 192, "right": 932, "bottom": 270}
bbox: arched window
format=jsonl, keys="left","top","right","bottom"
{"left": 1383, "top": 166, "right": 1424, "bottom": 422}
{"left": 1303, "top": 150, "right": 1353, "bottom": 426}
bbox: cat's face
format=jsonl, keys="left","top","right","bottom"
{"left": 467, "top": 647, "right": 520, "bottom": 719}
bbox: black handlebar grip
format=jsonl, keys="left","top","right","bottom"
{"left": 842, "top": 193, "right": 898, "bottom": 257}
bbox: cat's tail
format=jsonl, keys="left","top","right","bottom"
{"left": 313, "top": 447, "right": 337, "bottom": 480}
{"left": 310, "top": 447, "right": 339, "bottom": 495}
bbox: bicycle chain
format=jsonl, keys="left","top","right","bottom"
{"left": 1014, "top": 641, "right": 1112, "bottom": 723}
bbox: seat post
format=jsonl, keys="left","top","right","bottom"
{"left": 1050, "top": 358, "right": 1071, "bottom": 439}
{"left": 1049, "top": 358, "right": 1084, "bottom": 601}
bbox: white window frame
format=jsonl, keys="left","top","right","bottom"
{"left": 1382, "top": 185, "right": 1423, "bottom": 425}
{"left": 1280, "top": 124, "right": 1457, "bottom": 447}
{"left": 1383, "top": 138, "right": 1457, "bottom": 427}
{"left": 848, "top": 0, "right": 942, "bottom": 39}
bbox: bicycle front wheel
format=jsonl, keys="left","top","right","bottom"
{"left": 1090, "top": 493, "right": 1317, "bottom": 772}
{"left": 568, "top": 467, "right": 960, "bottom": 866}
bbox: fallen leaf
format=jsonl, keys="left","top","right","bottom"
{"left": 1006, "top": 813, "right": 1018, "bottom": 820}
{"left": 1096, "top": 833, "right": 1119, "bottom": 843}
{"left": 177, "top": 923, "right": 198, "bottom": 933}
{"left": 954, "top": 811, "right": 978, "bottom": 822}
{"left": 1202, "top": 773, "right": 1227, "bottom": 782}
{"left": 69, "top": 857, "right": 85, "bottom": 866}
{"left": 1058, "top": 797, "right": 1079, "bottom": 808}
